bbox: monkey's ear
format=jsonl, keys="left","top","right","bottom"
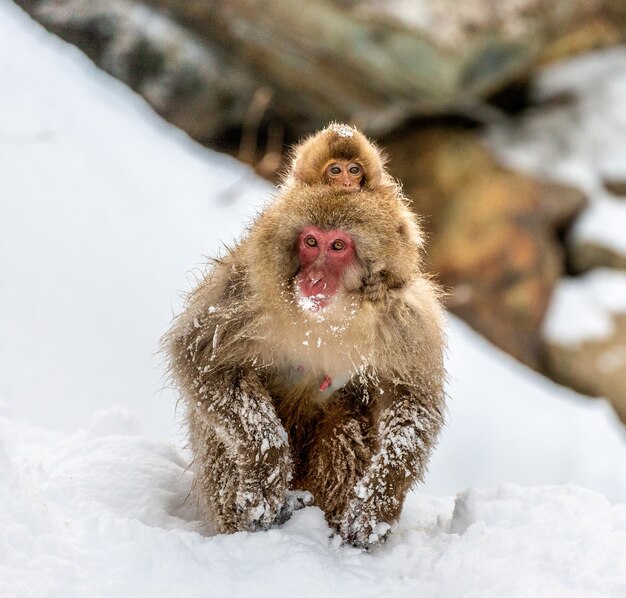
{"left": 357, "top": 139, "right": 385, "bottom": 189}
{"left": 363, "top": 161, "right": 382, "bottom": 188}
{"left": 288, "top": 134, "right": 328, "bottom": 186}
{"left": 291, "top": 153, "right": 318, "bottom": 186}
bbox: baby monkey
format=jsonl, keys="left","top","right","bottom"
{"left": 284, "top": 122, "right": 394, "bottom": 192}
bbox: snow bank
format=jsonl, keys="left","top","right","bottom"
{"left": 3, "top": 1, "right": 626, "bottom": 595}
{"left": 487, "top": 47, "right": 626, "bottom": 257}
{"left": 0, "top": 0, "right": 271, "bottom": 438}
{"left": 426, "top": 318, "right": 626, "bottom": 503}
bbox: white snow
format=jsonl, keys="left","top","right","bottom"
{"left": 326, "top": 123, "right": 355, "bottom": 138}
{"left": 427, "top": 317, "right": 626, "bottom": 504}
{"left": 544, "top": 269, "right": 626, "bottom": 346}
{"left": 0, "top": 0, "right": 272, "bottom": 438}
{"left": 2, "top": 2, "right": 626, "bottom": 596}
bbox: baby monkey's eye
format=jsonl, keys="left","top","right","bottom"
{"left": 348, "top": 164, "right": 362, "bottom": 176}
{"left": 328, "top": 164, "right": 342, "bottom": 176}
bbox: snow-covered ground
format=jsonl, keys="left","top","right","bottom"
{"left": 2, "top": 2, "right": 626, "bottom": 596}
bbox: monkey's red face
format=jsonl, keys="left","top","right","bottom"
{"left": 323, "top": 160, "right": 364, "bottom": 191}
{"left": 296, "top": 225, "right": 356, "bottom": 310}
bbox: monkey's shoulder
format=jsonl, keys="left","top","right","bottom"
{"left": 167, "top": 255, "right": 256, "bottom": 351}
{"left": 372, "top": 279, "right": 445, "bottom": 357}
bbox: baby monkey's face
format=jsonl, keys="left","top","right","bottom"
{"left": 323, "top": 159, "right": 364, "bottom": 191}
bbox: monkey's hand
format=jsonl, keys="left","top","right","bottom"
{"left": 339, "top": 391, "right": 444, "bottom": 548}
{"left": 196, "top": 372, "right": 294, "bottom": 533}
{"left": 362, "top": 262, "right": 386, "bottom": 302}
{"left": 273, "top": 489, "right": 314, "bottom": 527}
{"left": 338, "top": 461, "right": 396, "bottom": 549}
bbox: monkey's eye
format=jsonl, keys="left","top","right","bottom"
{"left": 305, "top": 236, "right": 318, "bottom": 247}
{"left": 328, "top": 164, "right": 342, "bottom": 176}
{"left": 331, "top": 240, "right": 345, "bottom": 251}
{"left": 348, "top": 164, "right": 362, "bottom": 176}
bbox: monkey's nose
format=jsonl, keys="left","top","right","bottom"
{"left": 306, "top": 267, "right": 328, "bottom": 287}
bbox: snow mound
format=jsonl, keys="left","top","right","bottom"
{"left": 2, "top": 412, "right": 626, "bottom": 598}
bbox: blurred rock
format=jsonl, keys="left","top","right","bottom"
{"left": 13, "top": 0, "right": 261, "bottom": 141}
{"left": 545, "top": 314, "right": 626, "bottom": 423}
{"left": 387, "top": 126, "right": 586, "bottom": 369}
{"left": 570, "top": 241, "right": 626, "bottom": 273}
{"left": 569, "top": 181, "right": 626, "bottom": 274}
{"left": 603, "top": 179, "right": 626, "bottom": 196}
{"left": 15, "top": 0, "right": 613, "bottom": 140}
{"left": 540, "top": 9, "right": 626, "bottom": 64}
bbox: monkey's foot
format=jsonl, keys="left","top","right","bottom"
{"left": 233, "top": 480, "right": 291, "bottom": 533}
{"left": 234, "top": 497, "right": 276, "bottom": 532}
{"left": 273, "top": 490, "right": 314, "bottom": 527}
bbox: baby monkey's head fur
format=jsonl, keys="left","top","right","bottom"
{"left": 285, "top": 123, "right": 392, "bottom": 191}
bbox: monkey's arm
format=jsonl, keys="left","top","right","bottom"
{"left": 299, "top": 397, "right": 372, "bottom": 529}
{"left": 168, "top": 271, "right": 294, "bottom": 533}
{"left": 339, "top": 382, "right": 444, "bottom": 548}
{"left": 187, "top": 368, "right": 293, "bottom": 533}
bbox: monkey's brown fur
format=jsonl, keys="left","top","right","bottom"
{"left": 284, "top": 123, "right": 395, "bottom": 191}
{"left": 165, "top": 128, "right": 446, "bottom": 548}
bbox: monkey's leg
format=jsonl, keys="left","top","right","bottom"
{"left": 299, "top": 400, "right": 372, "bottom": 530}
{"left": 189, "top": 371, "right": 293, "bottom": 534}
{"left": 339, "top": 386, "right": 444, "bottom": 548}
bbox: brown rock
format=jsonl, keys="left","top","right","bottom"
{"left": 540, "top": 13, "right": 626, "bottom": 65}
{"left": 570, "top": 241, "right": 626, "bottom": 273}
{"left": 16, "top": 0, "right": 616, "bottom": 141}
{"left": 568, "top": 178, "right": 626, "bottom": 274}
{"left": 545, "top": 314, "right": 626, "bottom": 423}
{"left": 387, "top": 126, "right": 586, "bottom": 369}
{"left": 602, "top": 179, "right": 626, "bottom": 196}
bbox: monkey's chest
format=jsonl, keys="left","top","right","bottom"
{"left": 268, "top": 365, "right": 352, "bottom": 408}
{"left": 264, "top": 299, "right": 374, "bottom": 403}
{"left": 267, "top": 362, "right": 353, "bottom": 406}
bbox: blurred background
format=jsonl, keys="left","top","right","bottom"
{"left": 11, "top": 0, "right": 626, "bottom": 423}
{"left": 3, "top": 0, "right": 626, "bottom": 432}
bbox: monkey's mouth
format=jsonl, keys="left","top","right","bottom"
{"left": 295, "top": 265, "right": 345, "bottom": 312}
{"left": 295, "top": 277, "right": 335, "bottom": 311}
{"left": 297, "top": 290, "right": 329, "bottom": 311}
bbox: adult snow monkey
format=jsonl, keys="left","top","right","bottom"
{"left": 165, "top": 123, "right": 446, "bottom": 548}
